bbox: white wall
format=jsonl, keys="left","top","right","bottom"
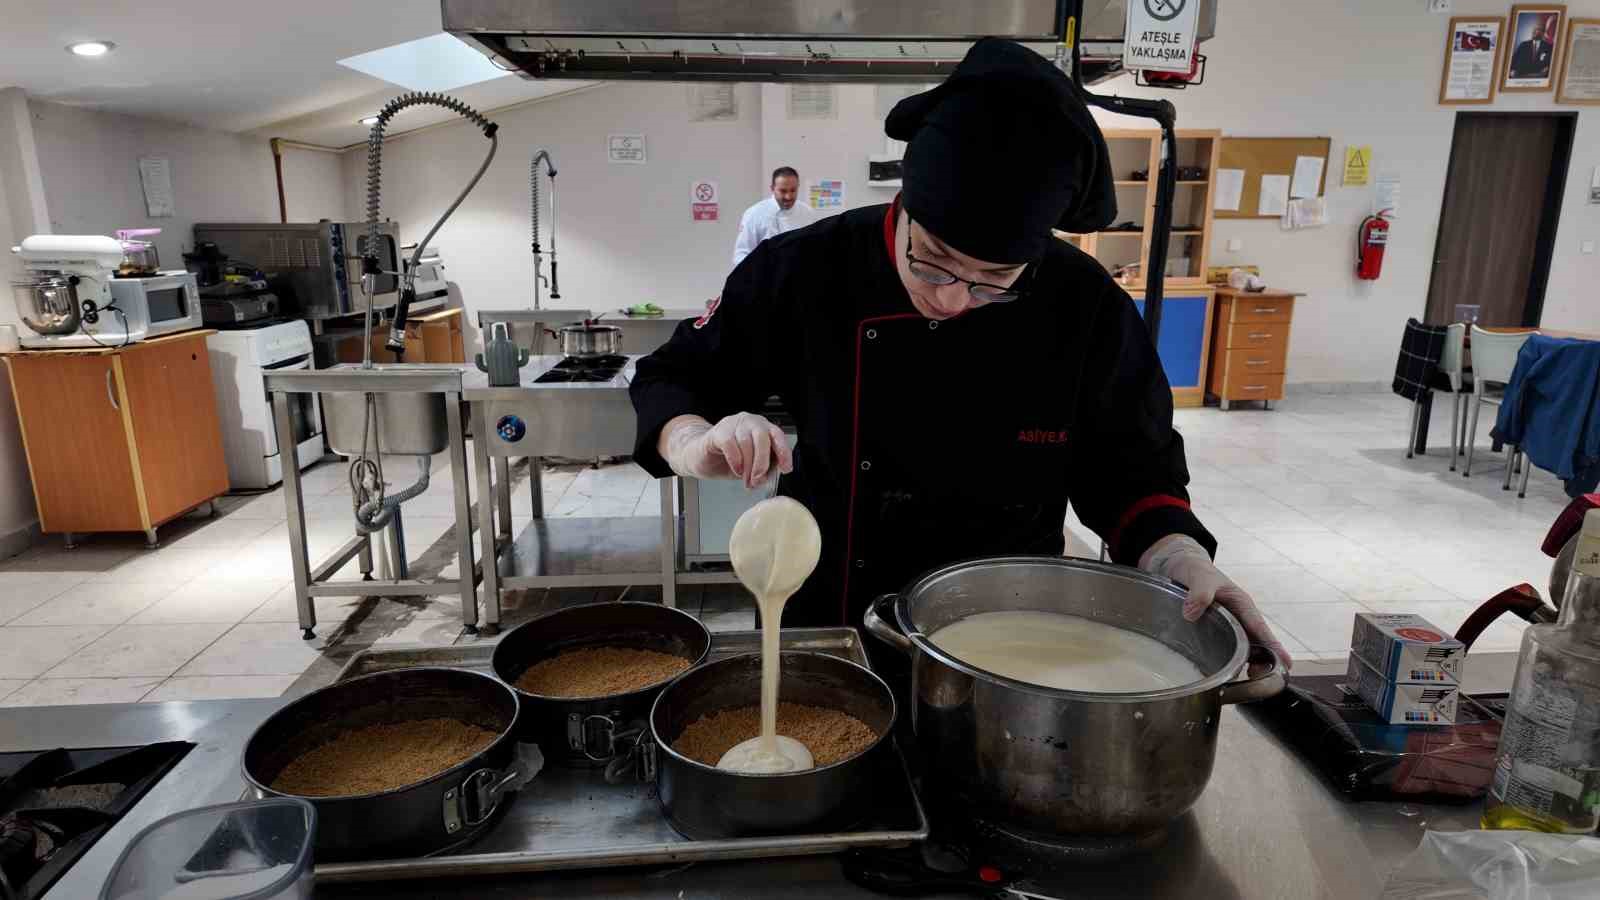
{"left": 0, "top": 89, "right": 50, "bottom": 554}
{"left": 29, "top": 100, "right": 346, "bottom": 264}
{"left": 340, "top": 82, "right": 763, "bottom": 337}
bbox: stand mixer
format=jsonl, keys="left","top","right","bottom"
{"left": 9, "top": 234, "right": 148, "bottom": 348}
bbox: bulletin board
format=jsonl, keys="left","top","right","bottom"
{"left": 1214, "top": 136, "right": 1332, "bottom": 219}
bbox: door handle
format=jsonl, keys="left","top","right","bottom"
{"left": 105, "top": 370, "right": 119, "bottom": 410}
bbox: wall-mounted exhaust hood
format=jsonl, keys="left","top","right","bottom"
{"left": 443, "top": 0, "right": 1216, "bottom": 84}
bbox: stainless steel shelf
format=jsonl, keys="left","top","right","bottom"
{"left": 496, "top": 516, "right": 668, "bottom": 588}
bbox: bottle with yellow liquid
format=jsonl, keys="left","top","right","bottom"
{"left": 1482, "top": 509, "right": 1600, "bottom": 833}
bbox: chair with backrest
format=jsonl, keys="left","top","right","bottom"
{"left": 1438, "top": 323, "right": 1473, "bottom": 471}
{"left": 1464, "top": 326, "right": 1535, "bottom": 478}
{"left": 1391, "top": 318, "right": 1450, "bottom": 460}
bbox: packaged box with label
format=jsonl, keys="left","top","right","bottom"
{"left": 1350, "top": 613, "right": 1465, "bottom": 685}
{"left": 1345, "top": 655, "right": 1459, "bottom": 725}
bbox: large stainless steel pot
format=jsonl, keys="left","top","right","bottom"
{"left": 863, "top": 556, "right": 1284, "bottom": 843}
{"left": 242, "top": 668, "right": 522, "bottom": 861}
{"left": 491, "top": 601, "right": 710, "bottom": 767}
{"left": 553, "top": 322, "right": 622, "bottom": 358}
{"left": 11, "top": 276, "right": 81, "bottom": 335}
{"left": 643, "top": 651, "right": 896, "bottom": 839}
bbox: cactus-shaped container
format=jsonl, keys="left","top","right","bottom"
{"left": 476, "top": 321, "right": 528, "bottom": 386}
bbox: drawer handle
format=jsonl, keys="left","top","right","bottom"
{"left": 105, "top": 370, "right": 119, "bottom": 410}
{"left": 1245, "top": 360, "right": 1269, "bottom": 366}
{"left": 1251, "top": 307, "right": 1279, "bottom": 314}
{"left": 1241, "top": 385, "right": 1268, "bottom": 392}
{"left": 1248, "top": 332, "right": 1274, "bottom": 339}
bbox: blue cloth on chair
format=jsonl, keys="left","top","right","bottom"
{"left": 1491, "top": 335, "right": 1600, "bottom": 497}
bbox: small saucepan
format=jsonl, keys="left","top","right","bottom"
{"left": 544, "top": 320, "right": 623, "bottom": 358}
{"left": 491, "top": 601, "right": 710, "bottom": 767}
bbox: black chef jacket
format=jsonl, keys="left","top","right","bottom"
{"left": 631, "top": 201, "right": 1215, "bottom": 627}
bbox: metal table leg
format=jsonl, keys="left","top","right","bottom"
{"left": 274, "top": 391, "right": 318, "bottom": 640}
{"left": 494, "top": 456, "right": 513, "bottom": 540}
{"left": 388, "top": 508, "right": 410, "bottom": 579}
{"left": 445, "top": 392, "right": 480, "bottom": 633}
{"left": 660, "top": 477, "right": 676, "bottom": 609}
{"left": 1413, "top": 392, "right": 1433, "bottom": 455}
{"left": 472, "top": 402, "right": 502, "bottom": 631}
{"left": 1518, "top": 450, "right": 1533, "bottom": 498}
{"left": 528, "top": 455, "right": 544, "bottom": 519}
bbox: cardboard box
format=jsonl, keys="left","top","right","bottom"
{"left": 1345, "top": 655, "right": 1459, "bottom": 725}
{"left": 333, "top": 307, "right": 465, "bottom": 366}
{"left": 1350, "top": 613, "right": 1464, "bottom": 685}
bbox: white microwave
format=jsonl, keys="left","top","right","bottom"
{"left": 110, "top": 271, "right": 202, "bottom": 338}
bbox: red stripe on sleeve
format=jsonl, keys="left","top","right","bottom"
{"left": 1109, "top": 494, "right": 1192, "bottom": 558}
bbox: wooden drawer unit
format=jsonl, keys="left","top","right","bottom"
{"left": 3, "top": 331, "right": 228, "bottom": 546}
{"left": 1206, "top": 288, "right": 1302, "bottom": 410}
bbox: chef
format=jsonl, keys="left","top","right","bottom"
{"left": 731, "top": 166, "right": 817, "bottom": 266}
{"left": 631, "top": 39, "right": 1287, "bottom": 665}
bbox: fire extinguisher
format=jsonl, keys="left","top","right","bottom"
{"left": 1356, "top": 210, "right": 1392, "bottom": 280}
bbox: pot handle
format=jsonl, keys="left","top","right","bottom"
{"left": 863, "top": 594, "right": 911, "bottom": 655}
{"left": 1218, "top": 644, "right": 1288, "bottom": 705}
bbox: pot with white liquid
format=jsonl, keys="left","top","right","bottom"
{"left": 863, "top": 556, "right": 1284, "bottom": 845}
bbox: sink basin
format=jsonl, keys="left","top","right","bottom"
{"left": 321, "top": 390, "right": 450, "bottom": 457}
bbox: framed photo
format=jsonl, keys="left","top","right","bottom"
{"left": 1501, "top": 5, "right": 1566, "bottom": 92}
{"left": 1439, "top": 17, "right": 1505, "bottom": 104}
{"left": 1556, "top": 18, "right": 1600, "bottom": 104}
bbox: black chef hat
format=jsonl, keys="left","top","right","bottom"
{"left": 886, "top": 37, "right": 1116, "bottom": 263}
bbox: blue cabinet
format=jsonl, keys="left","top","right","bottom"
{"left": 1131, "top": 291, "right": 1213, "bottom": 406}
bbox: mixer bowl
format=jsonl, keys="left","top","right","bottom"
{"left": 12, "top": 276, "right": 81, "bottom": 335}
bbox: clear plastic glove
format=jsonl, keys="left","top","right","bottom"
{"left": 660, "top": 412, "right": 793, "bottom": 489}
{"left": 1141, "top": 534, "right": 1292, "bottom": 670}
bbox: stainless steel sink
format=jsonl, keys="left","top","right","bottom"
{"left": 312, "top": 365, "right": 463, "bottom": 457}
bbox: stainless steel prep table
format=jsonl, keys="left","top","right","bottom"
{"left": 464, "top": 356, "right": 676, "bottom": 630}
{"left": 10, "top": 692, "right": 1485, "bottom": 899}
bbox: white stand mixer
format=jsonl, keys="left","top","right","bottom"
{"left": 10, "top": 235, "right": 148, "bottom": 348}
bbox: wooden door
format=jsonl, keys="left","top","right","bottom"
{"left": 120, "top": 334, "right": 229, "bottom": 525}
{"left": 4, "top": 353, "right": 142, "bottom": 532}
{"left": 1425, "top": 113, "right": 1575, "bottom": 326}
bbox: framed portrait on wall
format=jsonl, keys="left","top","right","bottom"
{"left": 1556, "top": 18, "right": 1600, "bottom": 103}
{"left": 1440, "top": 17, "right": 1505, "bottom": 104}
{"left": 1501, "top": 5, "right": 1566, "bottom": 91}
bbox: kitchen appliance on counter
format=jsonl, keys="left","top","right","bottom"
{"left": 193, "top": 221, "right": 402, "bottom": 320}
{"left": 0, "top": 742, "right": 193, "bottom": 900}
{"left": 114, "top": 227, "right": 162, "bottom": 277}
{"left": 201, "top": 278, "right": 281, "bottom": 329}
{"left": 206, "top": 320, "right": 323, "bottom": 490}
{"left": 109, "top": 270, "right": 203, "bottom": 338}
{"left": 9, "top": 234, "right": 149, "bottom": 348}
{"left": 401, "top": 243, "right": 449, "bottom": 315}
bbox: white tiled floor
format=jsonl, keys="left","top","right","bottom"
{"left": 0, "top": 391, "right": 1568, "bottom": 706}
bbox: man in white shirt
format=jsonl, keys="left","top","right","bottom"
{"left": 731, "top": 166, "right": 818, "bottom": 266}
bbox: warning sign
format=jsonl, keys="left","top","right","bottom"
{"left": 1343, "top": 145, "right": 1372, "bottom": 186}
{"left": 691, "top": 180, "right": 719, "bottom": 222}
{"left": 1124, "top": 0, "right": 1202, "bottom": 74}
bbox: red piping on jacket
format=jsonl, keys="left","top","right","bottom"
{"left": 838, "top": 199, "right": 920, "bottom": 622}
{"left": 1109, "top": 494, "right": 1192, "bottom": 560}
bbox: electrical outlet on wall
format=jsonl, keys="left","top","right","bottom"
{"left": 1583, "top": 240, "right": 1596, "bottom": 255}
{"left": 1226, "top": 238, "right": 1243, "bottom": 252}
{"left": 1428, "top": 0, "right": 1452, "bottom": 13}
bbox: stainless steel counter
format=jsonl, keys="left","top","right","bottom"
{"left": 6, "top": 693, "right": 1482, "bottom": 899}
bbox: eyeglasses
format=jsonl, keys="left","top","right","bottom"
{"left": 904, "top": 217, "right": 1026, "bottom": 303}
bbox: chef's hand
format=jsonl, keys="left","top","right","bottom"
{"left": 659, "top": 412, "right": 793, "bottom": 489}
{"left": 1140, "top": 534, "right": 1292, "bottom": 671}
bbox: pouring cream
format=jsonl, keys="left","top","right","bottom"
{"left": 717, "top": 497, "right": 822, "bottom": 773}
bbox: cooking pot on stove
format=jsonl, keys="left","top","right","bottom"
{"left": 864, "top": 556, "right": 1284, "bottom": 843}
{"left": 546, "top": 321, "right": 622, "bottom": 358}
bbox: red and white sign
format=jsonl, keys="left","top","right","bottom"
{"left": 691, "top": 180, "right": 719, "bottom": 222}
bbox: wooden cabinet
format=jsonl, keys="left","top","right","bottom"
{"left": 3, "top": 331, "right": 228, "bottom": 545}
{"left": 1206, "top": 288, "right": 1303, "bottom": 410}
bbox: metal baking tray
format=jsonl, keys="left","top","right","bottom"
{"left": 316, "top": 626, "right": 928, "bottom": 882}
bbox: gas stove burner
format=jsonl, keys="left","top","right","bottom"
{"left": 534, "top": 354, "right": 628, "bottom": 384}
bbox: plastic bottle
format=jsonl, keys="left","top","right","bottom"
{"left": 1482, "top": 508, "right": 1600, "bottom": 832}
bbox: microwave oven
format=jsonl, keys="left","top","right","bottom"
{"left": 110, "top": 271, "right": 202, "bottom": 338}
{"left": 191, "top": 221, "right": 402, "bottom": 321}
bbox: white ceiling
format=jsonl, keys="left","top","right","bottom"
{"left": 0, "top": 0, "right": 591, "bottom": 146}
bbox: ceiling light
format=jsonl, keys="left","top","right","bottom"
{"left": 359, "top": 115, "right": 380, "bottom": 126}
{"left": 67, "top": 41, "right": 116, "bottom": 57}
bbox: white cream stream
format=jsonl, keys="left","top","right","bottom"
{"left": 717, "top": 497, "right": 822, "bottom": 773}
{"left": 929, "top": 610, "right": 1204, "bottom": 693}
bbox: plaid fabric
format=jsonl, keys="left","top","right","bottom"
{"left": 1392, "top": 318, "right": 1449, "bottom": 402}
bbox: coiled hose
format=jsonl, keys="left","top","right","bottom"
{"left": 531, "top": 148, "right": 558, "bottom": 305}
{"left": 351, "top": 92, "right": 497, "bottom": 533}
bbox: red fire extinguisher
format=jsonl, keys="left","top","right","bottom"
{"left": 1356, "top": 210, "right": 1392, "bottom": 280}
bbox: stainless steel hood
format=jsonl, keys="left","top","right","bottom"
{"left": 443, "top": 0, "right": 1216, "bottom": 84}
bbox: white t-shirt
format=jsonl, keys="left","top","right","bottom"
{"left": 732, "top": 196, "right": 818, "bottom": 266}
